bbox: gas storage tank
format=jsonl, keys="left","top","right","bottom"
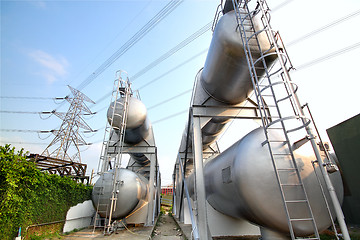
{"left": 200, "top": 10, "right": 277, "bottom": 104}
{"left": 195, "top": 127, "right": 343, "bottom": 236}
{"left": 181, "top": 8, "right": 278, "bottom": 151}
{"left": 107, "top": 96, "right": 150, "bottom": 144}
{"left": 92, "top": 168, "right": 148, "bottom": 220}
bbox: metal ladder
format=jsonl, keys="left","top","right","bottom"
{"left": 93, "top": 70, "right": 131, "bottom": 234}
{"left": 231, "top": 0, "right": 320, "bottom": 239}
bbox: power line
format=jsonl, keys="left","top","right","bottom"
{"left": 271, "top": 0, "right": 296, "bottom": 12}
{"left": 287, "top": 9, "right": 360, "bottom": 47}
{"left": 6, "top": 3, "right": 359, "bottom": 135}
{"left": 137, "top": 48, "right": 208, "bottom": 90}
{"left": 92, "top": 88, "right": 192, "bottom": 114}
{"left": 131, "top": 21, "right": 212, "bottom": 81}
{"left": 75, "top": 0, "right": 183, "bottom": 92}
{"left": 152, "top": 109, "right": 188, "bottom": 125}
{"left": 52, "top": 0, "right": 183, "bottom": 112}
{"left": 151, "top": 41, "right": 360, "bottom": 126}
{"left": 0, "top": 110, "right": 96, "bottom": 116}
{"left": 147, "top": 89, "right": 192, "bottom": 110}
{"left": 89, "top": 4, "right": 295, "bottom": 108}
{"left": 5, "top": 17, "right": 360, "bottom": 121}
{"left": 138, "top": 9, "right": 360, "bottom": 112}
{"left": 4, "top": 40, "right": 357, "bottom": 134}
{"left": 0, "top": 142, "right": 48, "bottom": 145}
{"left": 296, "top": 42, "right": 360, "bottom": 70}
{"left": 0, "top": 129, "right": 55, "bottom": 133}
{"left": 0, "top": 141, "right": 93, "bottom": 146}
{"left": 7, "top": 4, "right": 358, "bottom": 109}
{"left": 2, "top": 0, "right": 288, "bottom": 106}
{"left": 0, "top": 129, "right": 99, "bottom": 133}
{"left": 0, "top": 111, "right": 45, "bottom": 114}
{"left": 66, "top": 1, "right": 154, "bottom": 87}
{"left": 93, "top": 48, "right": 208, "bottom": 106}
{"left": 92, "top": 24, "right": 210, "bottom": 108}
{"left": 0, "top": 96, "right": 66, "bottom": 100}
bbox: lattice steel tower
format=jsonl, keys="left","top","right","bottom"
{"left": 42, "top": 86, "right": 95, "bottom": 163}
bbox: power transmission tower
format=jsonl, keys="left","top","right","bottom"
{"left": 41, "top": 85, "right": 95, "bottom": 163}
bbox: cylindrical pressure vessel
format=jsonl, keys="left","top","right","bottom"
{"left": 107, "top": 96, "right": 150, "bottom": 144}
{"left": 107, "top": 96, "right": 151, "bottom": 164}
{"left": 189, "top": 127, "right": 343, "bottom": 236}
{"left": 92, "top": 168, "right": 148, "bottom": 220}
{"left": 180, "top": 9, "right": 278, "bottom": 152}
{"left": 200, "top": 10, "right": 277, "bottom": 104}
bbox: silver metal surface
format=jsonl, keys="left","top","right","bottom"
{"left": 107, "top": 96, "right": 150, "bottom": 144}
{"left": 192, "top": 117, "right": 211, "bottom": 239}
{"left": 108, "top": 96, "right": 151, "bottom": 164}
{"left": 174, "top": 1, "right": 348, "bottom": 239}
{"left": 92, "top": 168, "right": 148, "bottom": 220}
{"left": 200, "top": 10, "right": 276, "bottom": 104}
{"left": 196, "top": 127, "right": 343, "bottom": 236}
{"left": 94, "top": 71, "right": 159, "bottom": 231}
{"left": 177, "top": 155, "right": 200, "bottom": 239}
{"left": 179, "top": 8, "right": 277, "bottom": 151}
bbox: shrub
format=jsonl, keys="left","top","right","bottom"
{"left": 0, "top": 145, "right": 92, "bottom": 240}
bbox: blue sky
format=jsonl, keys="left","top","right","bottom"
{"left": 1, "top": 0, "right": 360, "bottom": 185}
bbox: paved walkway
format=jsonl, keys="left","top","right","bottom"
{"left": 151, "top": 213, "right": 185, "bottom": 240}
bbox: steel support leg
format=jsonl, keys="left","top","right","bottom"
{"left": 146, "top": 153, "right": 156, "bottom": 226}
{"left": 192, "top": 116, "right": 211, "bottom": 240}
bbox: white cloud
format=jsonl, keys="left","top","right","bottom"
{"left": 29, "top": 49, "right": 69, "bottom": 83}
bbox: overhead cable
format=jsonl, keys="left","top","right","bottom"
{"left": 152, "top": 109, "right": 188, "bottom": 125}
{"left": 151, "top": 42, "right": 360, "bottom": 126}
{"left": 66, "top": 0, "right": 154, "bottom": 87}
{"left": 93, "top": 48, "right": 208, "bottom": 106}
{"left": 287, "top": 9, "right": 360, "bottom": 47}
{"left": 0, "top": 128, "right": 98, "bottom": 133}
{"left": 0, "top": 110, "right": 96, "bottom": 116}
{"left": 91, "top": 88, "right": 192, "bottom": 113}
{"left": 52, "top": 0, "right": 183, "bottom": 112}
{"left": 131, "top": 21, "right": 212, "bottom": 81}
{"left": 0, "top": 129, "right": 55, "bottom": 133}
{"left": 0, "top": 141, "right": 50, "bottom": 145}
{"left": 271, "top": 0, "right": 296, "bottom": 12}
{"left": 296, "top": 42, "right": 360, "bottom": 70}
{"left": 0, "top": 96, "right": 66, "bottom": 100}
{"left": 137, "top": 48, "right": 208, "bottom": 90}
{"left": 75, "top": 0, "right": 183, "bottom": 92}
{"left": 137, "top": 9, "right": 360, "bottom": 112}
{"left": 147, "top": 89, "right": 192, "bottom": 110}
{"left": 1, "top": 111, "right": 46, "bottom": 114}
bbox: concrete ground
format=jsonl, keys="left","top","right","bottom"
{"left": 62, "top": 213, "right": 191, "bottom": 240}
{"left": 152, "top": 213, "right": 186, "bottom": 240}
{"left": 62, "top": 225, "right": 153, "bottom": 240}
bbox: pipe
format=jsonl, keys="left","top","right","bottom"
{"left": 24, "top": 215, "right": 93, "bottom": 239}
